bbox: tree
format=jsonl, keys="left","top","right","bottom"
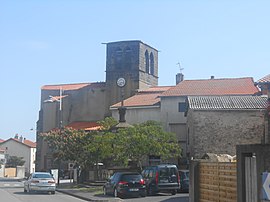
{"left": 6, "top": 156, "right": 25, "bottom": 168}
{"left": 97, "top": 117, "right": 118, "bottom": 131}
{"left": 113, "top": 121, "right": 181, "bottom": 171}
{"left": 41, "top": 119, "right": 181, "bottom": 177}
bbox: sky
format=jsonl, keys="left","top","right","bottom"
{"left": 0, "top": 0, "right": 269, "bottom": 141}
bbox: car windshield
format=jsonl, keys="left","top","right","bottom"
{"left": 160, "top": 167, "right": 177, "bottom": 177}
{"left": 121, "top": 174, "right": 142, "bottom": 181}
{"left": 33, "top": 173, "right": 52, "bottom": 178}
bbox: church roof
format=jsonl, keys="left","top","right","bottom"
{"left": 187, "top": 95, "right": 267, "bottom": 110}
{"left": 161, "top": 77, "right": 259, "bottom": 97}
{"left": 66, "top": 121, "right": 101, "bottom": 131}
{"left": 111, "top": 86, "right": 172, "bottom": 108}
{"left": 41, "top": 82, "right": 106, "bottom": 91}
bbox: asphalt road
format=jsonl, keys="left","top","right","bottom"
{"left": 0, "top": 178, "right": 189, "bottom": 202}
{"left": 0, "top": 178, "right": 86, "bottom": 202}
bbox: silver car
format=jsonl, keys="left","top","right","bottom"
{"left": 24, "top": 172, "right": 56, "bottom": 194}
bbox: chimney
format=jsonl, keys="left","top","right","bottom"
{"left": 19, "top": 135, "right": 23, "bottom": 143}
{"left": 176, "top": 73, "right": 184, "bottom": 85}
{"left": 210, "top": 76, "right": 215, "bottom": 79}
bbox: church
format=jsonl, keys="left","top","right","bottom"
{"left": 36, "top": 40, "right": 159, "bottom": 171}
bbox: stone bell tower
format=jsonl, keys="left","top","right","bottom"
{"left": 105, "top": 40, "right": 158, "bottom": 116}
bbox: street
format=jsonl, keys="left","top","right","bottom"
{"left": 0, "top": 178, "right": 85, "bottom": 202}
{"left": 0, "top": 178, "right": 189, "bottom": 202}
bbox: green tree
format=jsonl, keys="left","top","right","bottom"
{"left": 114, "top": 121, "right": 181, "bottom": 170}
{"left": 42, "top": 127, "right": 92, "bottom": 169}
{"left": 97, "top": 117, "right": 118, "bottom": 131}
{"left": 6, "top": 156, "right": 25, "bottom": 167}
{"left": 41, "top": 125, "right": 115, "bottom": 180}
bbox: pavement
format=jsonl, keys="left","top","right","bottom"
{"left": 56, "top": 181, "right": 121, "bottom": 202}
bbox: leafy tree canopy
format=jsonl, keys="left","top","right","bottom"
{"left": 6, "top": 156, "right": 25, "bottom": 168}
{"left": 41, "top": 119, "right": 181, "bottom": 171}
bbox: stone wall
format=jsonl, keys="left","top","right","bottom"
{"left": 187, "top": 110, "right": 265, "bottom": 159}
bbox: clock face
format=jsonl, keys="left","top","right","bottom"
{"left": 117, "top": 77, "right": 126, "bottom": 87}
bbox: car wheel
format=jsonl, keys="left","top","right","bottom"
{"left": 171, "top": 189, "right": 176, "bottom": 195}
{"left": 51, "top": 191, "right": 55, "bottom": 195}
{"left": 114, "top": 188, "right": 118, "bottom": 197}
{"left": 141, "top": 190, "right": 146, "bottom": 197}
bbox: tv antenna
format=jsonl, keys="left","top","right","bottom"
{"left": 177, "top": 62, "right": 184, "bottom": 73}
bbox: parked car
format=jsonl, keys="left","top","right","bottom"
{"left": 178, "top": 170, "right": 189, "bottom": 193}
{"left": 24, "top": 172, "right": 56, "bottom": 194}
{"left": 141, "top": 164, "right": 180, "bottom": 195}
{"left": 103, "top": 172, "right": 146, "bottom": 198}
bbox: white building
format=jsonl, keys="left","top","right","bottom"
{"left": 0, "top": 136, "right": 36, "bottom": 175}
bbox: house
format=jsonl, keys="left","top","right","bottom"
{"left": 256, "top": 74, "right": 270, "bottom": 96}
{"left": 186, "top": 95, "right": 267, "bottom": 159}
{"left": 36, "top": 40, "right": 159, "bottom": 171}
{"left": 112, "top": 76, "right": 260, "bottom": 167}
{"left": 0, "top": 148, "right": 5, "bottom": 177}
{"left": 0, "top": 136, "right": 36, "bottom": 175}
{"left": 111, "top": 86, "right": 172, "bottom": 123}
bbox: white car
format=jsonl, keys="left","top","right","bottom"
{"left": 24, "top": 172, "right": 56, "bottom": 194}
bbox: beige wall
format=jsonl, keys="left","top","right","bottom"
{"left": 160, "top": 96, "right": 187, "bottom": 130}
{"left": 187, "top": 110, "right": 265, "bottom": 159}
{"left": 111, "top": 106, "right": 161, "bottom": 124}
{"left": 0, "top": 140, "right": 35, "bottom": 174}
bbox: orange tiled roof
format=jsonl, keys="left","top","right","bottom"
{"left": 111, "top": 86, "right": 172, "bottom": 108}
{"left": 22, "top": 139, "right": 36, "bottom": 148}
{"left": 257, "top": 74, "right": 270, "bottom": 83}
{"left": 66, "top": 121, "right": 101, "bottom": 131}
{"left": 2, "top": 138, "right": 36, "bottom": 148}
{"left": 161, "top": 77, "right": 259, "bottom": 97}
{"left": 0, "top": 139, "right": 4, "bottom": 143}
{"left": 41, "top": 82, "right": 106, "bottom": 91}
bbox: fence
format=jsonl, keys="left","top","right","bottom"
{"left": 199, "top": 162, "right": 237, "bottom": 202}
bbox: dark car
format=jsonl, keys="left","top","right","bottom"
{"left": 103, "top": 172, "right": 146, "bottom": 198}
{"left": 141, "top": 164, "right": 180, "bottom": 195}
{"left": 178, "top": 170, "right": 189, "bottom": 193}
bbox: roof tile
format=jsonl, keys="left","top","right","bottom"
{"left": 161, "top": 77, "right": 259, "bottom": 97}
{"left": 188, "top": 96, "right": 267, "bottom": 110}
{"left": 257, "top": 74, "right": 270, "bottom": 83}
{"left": 41, "top": 82, "right": 106, "bottom": 91}
{"left": 111, "top": 86, "right": 172, "bottom": 108}
{"left": 66, "top": 121, "right": 101, "bottom": 131}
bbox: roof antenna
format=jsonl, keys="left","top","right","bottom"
{"left": 177, "top": 62, "right": 184, "bottom": 73}
{"left": 176, "top": 62, "right": 184, "bottom": 84}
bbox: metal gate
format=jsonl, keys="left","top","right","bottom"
{"left": 245, "top": 156, "right": 257, "bottom": 202}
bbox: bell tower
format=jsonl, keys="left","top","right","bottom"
{"left": 105, "top": 40, "right": 158, "bottom": 115}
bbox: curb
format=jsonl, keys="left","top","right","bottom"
{"left": 56, "top": 189, "right": 109, "bottom": 202}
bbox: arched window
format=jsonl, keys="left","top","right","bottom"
{"left": 124, "top": 46, "right": 132, "bottom": 69}
{"left": 115, "top": 47, "right": 123, "bottom": 69}
{"left": 150, "top": 52, "right": 154, "bottom": 75}
{"left": 145, "top": 50, "right": 149, "bottom": 73}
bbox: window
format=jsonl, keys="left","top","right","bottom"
{"left": 145, "top": 50, "right": 149, "bottom": 73}
{"left": 115, "top": 47, "right": 123, "bottom": 69}
{"left": 178, "top": 102, "right": 186, "bottom": 112}
{"left": 150, "top": 52, "right": 154, "bottom": 75}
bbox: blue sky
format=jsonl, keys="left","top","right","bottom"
{"left": 0, "top": 0, "right": 269, "bottom": 141}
